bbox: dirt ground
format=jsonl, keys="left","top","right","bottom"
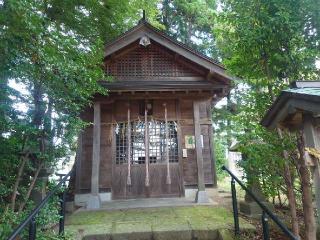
{"left": 210, "top": 179, "right": 306, "bottom": 240}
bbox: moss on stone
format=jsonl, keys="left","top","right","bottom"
{"left": 65, "top": 206, "right": 254, "bottom": 240}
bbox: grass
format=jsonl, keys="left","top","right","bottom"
{"left": 218, "top": 177, "right": 246, "bottom": 200}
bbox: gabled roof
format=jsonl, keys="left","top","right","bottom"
{"left": 261, "top": 81, "right": 320, "bottom": 129}
{"left": 104, "top": 19, "right": 232, "bottom": 84}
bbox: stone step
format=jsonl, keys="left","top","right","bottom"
{"left": 81, "top": 229, "right": 234, "bottom": 240}
{"left": 65, "top": 206, "right": 255, "bottom": 240}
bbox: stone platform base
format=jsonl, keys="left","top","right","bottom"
{"left": 75, "top": 193, "right": 112, "bottom": 207}
{"left": 196, "top": 190, "right": 210, "bottom": 203}
{"left": 86, "top": 195, "right": 101, "bottom": 209}
{"left": 239, "top": 201, "right": 274, "bottom": 218}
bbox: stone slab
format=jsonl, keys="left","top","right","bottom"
{"left": 196, "top": 190, "right": 210, "bottom": 203}
{"left": 192, "top": 229, "right": 219, "bottom": 240}
{"left": 87, "top": 194, "right": 102, "bottom": 209}
{"left": 152, "top": 230, "right": 192, "bottom": 240}
{"left": 75, "top": 193, "right": 111, "bottom": 207}
{"left": 83, "top": 234, "right": 110, "bottom": 240}
{"left": 66, "top": 201, "right": 75, "bottom": 213}
{"left": 239, "top": 200, "right": 274, "bottom": 218}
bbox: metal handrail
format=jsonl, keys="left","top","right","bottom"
{"left": 7, "top": 171, "right": 72, "bottom": 240}
{"left": 222, "top": 166, "right": 299, "bottom": 240}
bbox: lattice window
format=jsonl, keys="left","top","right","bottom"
{"left": 115, "top": 123, "right": 128, "bottom": 165}
{"left": 115, "top": 121, "right": 178, "bottom": 165}
{"left": 106, "top": 43, "right": 200, "bottom": 79}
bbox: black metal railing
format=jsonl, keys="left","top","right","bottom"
{"left": 7, "top": 171, "right": 72, "bottom": 240}
{"left": 222, "top": 166, "right": 299, "bottom": 240}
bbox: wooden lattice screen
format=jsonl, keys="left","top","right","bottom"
{"left": 115, "top": 121, "right": 178, "bottom": 165}
{"left": 105, "top": 42, "right": 203, "bottom": 79}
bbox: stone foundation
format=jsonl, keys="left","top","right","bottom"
{"left": 239, "top": 200, "right": 274, "bottom": 218}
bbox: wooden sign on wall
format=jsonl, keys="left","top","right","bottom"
{"left": 185, "top": 135, "right": 195, "bottom": 149}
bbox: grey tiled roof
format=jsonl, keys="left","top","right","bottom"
{"left": 284, "top": 87, "right": 320, "bottom": 96}
{"left": 261, "top": 81, "right": 320, "bottom": 128}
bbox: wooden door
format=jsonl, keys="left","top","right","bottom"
{"left": 112, "top": 163, "right": 183, "bottom": 199}
{"left": 112, "top": 120, "right": 183, "bottom": 199}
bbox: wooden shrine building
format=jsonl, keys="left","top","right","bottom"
{"left": 74, "top": 18, "right": 232, "bottom": 209}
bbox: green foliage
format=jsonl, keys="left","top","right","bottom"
{"left": 215, "top": 0, "right": 319, "bottom": 83}
{"left": 0, "top": 0, "right": 160, "bottom": 238}
{"left": 1, "top": 0, "right": 318, "bottom": 237}
{"left": 214, "top": 0, "right": 319, "bottom": 203}
{"left": 214, "top": 137, "right": 228, "bottom": 178}
{"left": 160, "top": 0, "right": 220, "bottom": 58}
{"left": 0, "top": 181, "right": 65, "bottom": 239}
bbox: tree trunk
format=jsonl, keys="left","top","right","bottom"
{"left": 18, "top": 162, "right": 44, "bottom": 213}
{"left": 277, "top": 187, "right": 283, "bottom": 207}
{"left": 296, "top": 130, "right": 317, "bottom": 240}
{"left": 10, "top": 155, "right": 28, "bottom": 210}
{"left": 10, "top": 135, "right": 29, "bottom": 211}
{"left": 283, "top": 162, "right": 300, "bottom": 238}
{"left": 276, "top": 115, "right": 300, "bottom": 238}
{"left": 19, "top": 81, "right": 46, "bottom": 213}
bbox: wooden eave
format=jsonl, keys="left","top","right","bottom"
{"left": 104, "top": 20, "right": 232, "bottom": 85}
{"left": 261, "top": 90, "right": 320, "bottom": 130}
{"left": 100, "top": 80, "right": 226, "bottom": 91}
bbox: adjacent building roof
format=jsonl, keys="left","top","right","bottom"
{"left": 261, "top": 81, "right": 320, "bottom": 129}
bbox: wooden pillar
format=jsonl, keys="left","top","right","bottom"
{"left": 207, "top": 100, "right": 217, "bottom": 187}
{"left": 87, "top": 102, "right": 101, "bottom": 209}
{"left": 208, "top": 124, "right": 217, "bottom": 187}
{"left": 193, "top": 101, "right": 209, "bottom": 203}
{"left": 75, "top": 131, "right": 83, "bottom": 193}
{"left": 176, "top": 99, "right": 185, "bottom": 197}
{"left": 145, "top": 106, "right": 150, "bottom": 187}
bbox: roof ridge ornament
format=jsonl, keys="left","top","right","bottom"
{"left": 139, "top": 35, "right": 151, "bottom": 47}
{"left": 139, "top": 10, "right": 147, "bottom": 24}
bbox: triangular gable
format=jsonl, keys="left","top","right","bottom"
{"left": 104, "top": 20, "right": 232, "bottom": 84}
{"left": 105, "top": 40, "right": 207, "bottom": 81}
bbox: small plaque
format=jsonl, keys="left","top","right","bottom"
{"left": 185, "top": 135, "right": 195, "bottom": 149}
{"left": 182, "top": 149, "right": 188, "bottom": 158}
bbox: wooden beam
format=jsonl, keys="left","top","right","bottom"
{"left": 193, "top": 100, "right": 205, "bottom": 191}
{"left": 105, "top": 43, "right": 140, "bottom": 63}
{"left": 99, "top": 91, "right": 214, "bottom": 101}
